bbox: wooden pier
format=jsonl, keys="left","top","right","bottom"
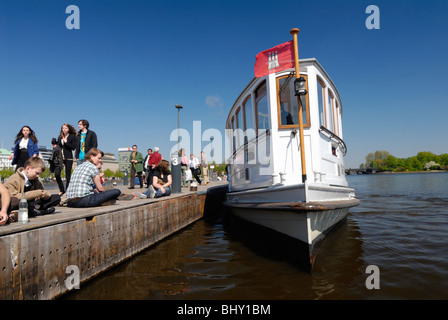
{"left": 0, "top": 181, "right": 228, "bottom": 300}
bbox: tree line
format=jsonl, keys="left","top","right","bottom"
{"left": 360, "top": 151, "right": 448, "bottom": 172}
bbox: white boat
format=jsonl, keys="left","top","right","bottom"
{"left": 223, "top": 29, "right": 359, "bottom": 271}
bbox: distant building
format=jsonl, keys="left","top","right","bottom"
{"left": 102, "top": 152, "right": 119, "bottom": 172}
{"left": 0, "top": 148, "right": 13, "bottom": 169}
{"left": 118, "top": 148, "right": 132, "bottom": 172}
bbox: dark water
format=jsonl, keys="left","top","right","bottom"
{"left": 63, "top": 172, "right": 448, "bottom": 300}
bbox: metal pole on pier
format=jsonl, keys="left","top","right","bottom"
{"left": 290, "top": 28, "right": 307, "bottom": 183}
{"left": 172, "top": 104, "right": 183, "bottom": 193}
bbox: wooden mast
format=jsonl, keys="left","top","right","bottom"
{"left": 290, "top": 28, "right": 307, "bottom": 183}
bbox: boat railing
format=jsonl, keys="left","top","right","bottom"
{"left": 228, "top": 129, "right": 270, "bottom": 159}
{"left": 319, "top": 126, "right": 347, "bottom": 156}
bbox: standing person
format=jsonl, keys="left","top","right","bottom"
{"left": 145, "top": 160, "right": 172, "bottom": 199}
{"left": 129, "top": 145, "right": 144, "bottom": 189}
{"left": 180, "top": 148, "right": 188, "bottom": 188}
{"left": 4, "top": 157, "right": 60, "bottom": 216}
{"left": 143, "top": 148, "right": 153, "bottom": 187}
{"left": 57, "top": 123, "right": 77, "bottom": 190}
{"left": 200, "top": 151, "right": 209, "bottom": 185}
{"left": 66, "top": 148, "right": 121, "bottom": 208}
{"left": 189, "top": 153, "right": 201, "bottom": 185}
{"left": 9, "top": 125, "right": 39, "bottom": 171}
{"left": 49, "top": 138, "right": 65, "bottom": 195}
{"left": 147, "top": 146, "right": 162, "bottom": 187}
{"left": 75, "top": 119, "right": 98, "bottom": 165}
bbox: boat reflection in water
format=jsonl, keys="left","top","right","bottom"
{"left": 62, "top": 214, "right": 366, "bottom": 300}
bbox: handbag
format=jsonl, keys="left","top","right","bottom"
{"left": 197, "top": 167, "right": 201, "bottom": 175}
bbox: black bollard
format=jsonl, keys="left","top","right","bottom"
{"left": 123, "top": 169, "right": 128, "bottom": 186}
{"left": 170, "top": 153, "right": 181, "bottom": 193}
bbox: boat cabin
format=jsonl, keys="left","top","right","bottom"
{"left": 226, "top": 58, "right": 348, "bottom": 192}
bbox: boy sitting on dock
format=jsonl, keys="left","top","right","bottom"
{"left": 4, "top": 157, "right": 61, "bottom": 217}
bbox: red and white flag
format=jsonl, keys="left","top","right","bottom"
{"left": 254, "top": 40, "right": 294, "bottom": 77}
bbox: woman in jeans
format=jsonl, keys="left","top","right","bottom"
{"left": 66, "top": 148, "right": 121, "bottom": 207}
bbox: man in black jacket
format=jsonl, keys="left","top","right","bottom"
{"left": 76, "top": 119, "right": 98, "bottom": 165}
{"left": 49, "top": 137, "right": 65, "bottom": 194}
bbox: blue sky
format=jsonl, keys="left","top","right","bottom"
{"left": 0, "top": 0, "right": 447, "bottom": 168}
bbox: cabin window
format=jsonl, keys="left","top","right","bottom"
{"left": 231, "top": 116, "right": 236, "bottom": 153}
{"left": 276, "top": 74, "right": 310, "bottom": 129}
{"left": 335, "top": 101, "right": 341, "bottom": 137}
{"left": 243, "top": 96, "right": 256, "bottom": 163}
{"left": 318, "top": 77, "right": 340, "bottom": 136}
{"left": 299, "top": 90, "right": 309, "bottom": 127}
{"left": 236, "top": 107, "right": 244, "bottom": 148}
{"left": 243, "top": 96, "right": 256, "bottom": 142}
{"left": 255, "top": 81, "right": 270, "bottom": 133}
{"left": 327, "top": 90, "right": 335, "bottom": 133}
{"left": 317, "top": 77, "right": 326, "bottom": 127}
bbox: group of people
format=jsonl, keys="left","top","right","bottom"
{"left": 0, "top": 121, "right": 215, "bottom": 226}
{"left": 0, "top": 120, "right": 122, "bottom": 226}
{"left": 126, "top": 147, "right": 211, "bottom": 199}
{"left": 129, "top": 145, "right": 162, "bottom": 189}
{"left": 127, "top": 145, "right": 171, "bottom": 199}
{"left": 180, "top": 149, "right": 209, "bottom": 187}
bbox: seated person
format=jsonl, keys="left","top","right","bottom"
{"left": 66, "top": 148, "right": 121, "bottom": 207}
{"left": 144, "top": 160, "right": 172, "bottom": 198}
{"left": 4, "top": 157, "right": 60, "bottom": 216}
{"left": 0, "top": 182, "right": 11, "bottom": 225}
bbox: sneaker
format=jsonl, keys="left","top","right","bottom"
{"left": 118, "top": 194, "right": 135, "bottom": 200}
{"left": 133, "top": 191, "right": 147, "bottom": 199}
{"left": 8, "top": 210, "right": 18, "bottom": 223}
{"left": 148, "top": 185, "right": 156, "bottom": 198}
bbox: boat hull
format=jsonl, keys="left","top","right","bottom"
{"left": 223, "top": 185, "right": 359, "bottom": 271}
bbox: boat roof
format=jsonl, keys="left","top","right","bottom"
{"left": 227, "top": 58, "right": 342, "bottom": 123}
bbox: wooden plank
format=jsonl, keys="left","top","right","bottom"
{"left": 9, "top": 233, "right": 21, "bottom": 299}
{"left": 37, "top": 227, "right": 51, "bottom": 300}
{"left": 0, "top": 235, "right": 12, "bottom": 299}
{"left": 21, "top": 229, "right": 39, "bottom": 299}
{"left": 0, "top": 188, "right": 199, "bottom": 237}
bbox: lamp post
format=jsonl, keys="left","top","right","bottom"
{"left": 172, "top": 104, "right": 183, "bottom": 194}
{"left": 210, "top": 136, "right": 214, "bottom": 162}
{"left": 175, "top": 104, "right": 183, "bottom": 151}
{"left": 210, "top": 136, "right": 214, "bottom": 181}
